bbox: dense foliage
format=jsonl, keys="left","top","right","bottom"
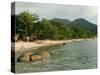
{"left": 14, "top": 11, "right": 97, "bottom": 41}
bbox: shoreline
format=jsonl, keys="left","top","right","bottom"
{"left": 12, "top": 38, "right": 96, "bottom": 51}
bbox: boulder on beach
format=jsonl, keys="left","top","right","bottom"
{"left": 17, "top": 51, "right": 31, "bottom": 63}
{"left": 17, "top": 50, "right": 51, "bottom": 63}
{"left": 41, "top": 51, "right": 50, "bottom": 58}
{"left": 30, "top": 55, "right": 42, "bottom": 61}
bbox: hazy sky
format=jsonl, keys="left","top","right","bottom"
{"left": 14, "top": 2, "right": 98, "bottom": 24}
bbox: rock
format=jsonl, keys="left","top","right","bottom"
{"left": 63, "top": 43, "right": 66, "bottom": 45}
{"left": 41, "top": 51, "right": 50, "bottom": 58}
{"left": 17, "top": 55, "right": 24, "bottom": 62}
{"left": 23, "top": 51, "right": 31, "bottom": 63}
{"left": 17, "top": 51, "right": 31, "bottom": 63}
{"left": 30, "top": 55, "right": 42, "bottom": 61}
{"left": 17, "top": 50, "right": 51, "bottom": 63}
{"left": 17, "top": 55, "right": 30, "bottom": 63}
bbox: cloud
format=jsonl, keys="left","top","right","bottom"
{"left": 15, "top": 2, "right": 97, "bottom": 24}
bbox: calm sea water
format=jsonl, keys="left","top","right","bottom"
{"left": 16, "top": 39, "right": 97, "bottom": 73}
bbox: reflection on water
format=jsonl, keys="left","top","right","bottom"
{"left": 15, "top": 39, "right": 97, "bottom": 73}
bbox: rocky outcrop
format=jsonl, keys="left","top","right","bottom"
{"left": 17, "top": 51, "right": 31, "bottom": 63}
{"left": 17, "top": 50, "right": 50, "bottom": 63}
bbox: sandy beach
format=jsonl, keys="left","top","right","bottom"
{"left": 11, "top": 39, "right": 93, "bottom": 51}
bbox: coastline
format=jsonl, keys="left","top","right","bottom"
{"left": 12, "top": 38, "right": 95, "bottom": 51}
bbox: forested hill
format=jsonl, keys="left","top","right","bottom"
{"left": 12, "top": 11, "right": 97, "bottom": 41}
{"left": 50, "top": 18, "right": 71, "bottom": 24}
{"left": 50, "top": 18, "right": 97, "bottom": 33}
{"left": 68, "top": 18, "right": 97, "bottom": 33}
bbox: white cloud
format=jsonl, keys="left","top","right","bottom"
{"left": 15, "top": 2, "right": 97, "bottom": 17}
{"left": 14, "top": 2, "right": 97, "bottom": 24}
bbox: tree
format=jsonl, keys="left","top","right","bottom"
{"left": 32, "top": 18, "right": 55, "bottom": 40}
{"left": 15, "top": 11, "right": 97, "bottom": 41}
{"left": 16, "top": 11, "right": 39, "bottom": 41}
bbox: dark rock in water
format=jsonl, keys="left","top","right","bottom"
{"left": 17, "top": 51, "right": 31, "bottom": 63}
{"left": 63, "top": 43, "right": 66, "bottom": 45}
{"left": 17, "top": 55, "right": 24, "bottom": 63}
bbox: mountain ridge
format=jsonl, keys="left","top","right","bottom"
{"left": 50, "top": 18, "right": 97, "bottom": 33}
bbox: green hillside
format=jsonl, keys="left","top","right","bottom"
{"left": 11, "top": 11, "right": 97, "bottom": 41}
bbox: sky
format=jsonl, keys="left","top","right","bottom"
{"left": 14, "top": 2, "right": 98, "bottom": 24}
